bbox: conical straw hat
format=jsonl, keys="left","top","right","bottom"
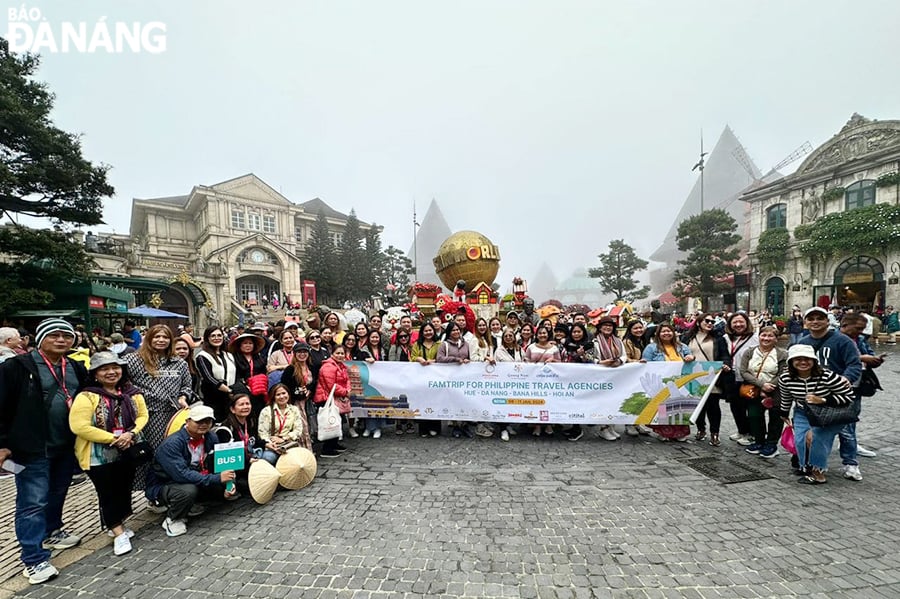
{"left": 248, "top": 460, "right": 280, "bottom": 504}
{"left": 275, "top": 447, "right": 317, "bottom": 490}
{"left": 165, "top": 408, "right": 191, "bottom": 437}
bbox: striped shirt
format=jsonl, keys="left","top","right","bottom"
{"left": 777, "top": 369, "right": 853, "bottom": 415}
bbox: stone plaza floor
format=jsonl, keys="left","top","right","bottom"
{"left": 2, "top": 342, "right": 900, "bottom": 598}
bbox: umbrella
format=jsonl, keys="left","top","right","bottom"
{"left": 128, "top": 305, "right": 189, "bottom": 319}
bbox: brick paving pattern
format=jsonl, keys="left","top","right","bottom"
{"left": 2, "top": 342, "right": 899, "bottom": 598}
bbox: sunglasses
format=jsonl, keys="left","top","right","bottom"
{"left": 308, "top": 335, "right": 321, "bottom": 340}
{"left": 398, "top": 334, "right": 410, "bottom": 339}
{"left": 703, "top": 319, "right": 715, "bottom": 324}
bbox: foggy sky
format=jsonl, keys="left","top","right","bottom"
{"left": 14, "top": 0, "right": 900, "bottom": 293}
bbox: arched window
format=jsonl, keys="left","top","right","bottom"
{"left": 766, "top": 203, "right": 787, "bottom": 229}
{"left": 845, "top": 180, "right": 876, "bottom": 211}
{"left": 833, "top": 255, "right": 884, "bottom": 284}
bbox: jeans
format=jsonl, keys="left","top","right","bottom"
{"left": 15, "top": 452, "right": 76, "bottom": 566}
{"left": 838, "top": 396, "right": 863, "bottom": 467}
{"left": 260, "top": 450, "right": 280, "bottom": 466}
{"left": 792, "top": 408, "right": 844, "bottom": 472}
{"left": 789, "top": 333, "right": 803, "bottom": 346}
{"left": 365, "top": 417, "right": 386, "bottom": 433}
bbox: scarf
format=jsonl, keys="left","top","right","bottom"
{"left": 594, "top": 333, "right": 621, "bottom": 360}
{"left": 84, "top": 383, "right": 140, "bottom": 433}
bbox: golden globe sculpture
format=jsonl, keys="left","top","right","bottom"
{"left": 433, "top": 231, "right": 501, "bottom": 292}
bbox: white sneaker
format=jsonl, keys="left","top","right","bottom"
{"left": 637, "top": 425, "right": 653, "bottom": 435}
{"left": 857, "top": 445, "right": 877, "bottom": 458}
{"left": 475, "top": 424, "right": 494, "bottom": 437}
{"left": 373, "top": 429, "right": 381, "bottom": 439}
{"left": 146, "top": 500, "right": 168, "bottom": 514}
{"left": 599, "top": 426, "right": 618, "bottom": 441}
{"left": 42, "top": 529, "right": 81, "bottom": 550}
{"left": 500, "top": 429, "right": 510, "bottom": 442}
{"left": 162, "top": 517, "right": 187, "bottom": 537}
{"left": 113, "top": 533, "right": 132, "bottom": 556}
{"left": 625, "top": 426, "right": 640, "bottom": 437}
{"left": 348, "top": 428, "right": 359, "bottom": 438}
{"left": 843, "top": 465, "right": 863, "bottom": 481}
{"left": 107, "top": 528, "right": 135, "bottom": 538}
{"left": 23, "top": 561, "right": 58, "bottom": 584}
{"left": 728, "top": 432, "right": 743, "bottom": 441}
{"left": 736, "top": 435, "right": 755, "bottom": 446}
{"left": 362, "top": 429, "right": 370, "bottom": 438}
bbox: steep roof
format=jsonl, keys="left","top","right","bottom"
{"left": 408, "top": 199, "right": 452, "bottom": 287}
{"left": 297, "top": 197, "right": 348, "bottom": 220}
{"left": 650, "top": 126, "right": 761, "bottom": 263}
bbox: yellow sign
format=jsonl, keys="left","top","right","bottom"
{"left": 842, "top": 272, "right": 874, "bottom": 284}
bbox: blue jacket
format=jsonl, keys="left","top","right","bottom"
{"left": 642, "top": 342, "right": 692, "bottom": 362}
{"left": 146, "top": 427, "right": 221, "bottom": 501}
{"left": 797, "top": 330, "right": 861, "bottom": 384}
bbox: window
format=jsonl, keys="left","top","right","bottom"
{"left": 231, "top": 209, "right": 245, "bottom": 229}
{"left": 294, "top": 226, "right": 304, "bottom": 242}
{"left": 845, "top": 180, "right": 876, "bottom": 211}
{"left": 263, "top": 215, "right": 276, "bottom": 234}
{"left": 766, "top": 203, "right": 787, "bottom": 229}
{"left": 248, "top": 213, "right": 261, "bottom": 231}
{"left": 329, "top": 231, "right": 344, "bottom": 246}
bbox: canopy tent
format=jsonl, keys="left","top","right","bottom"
{"left": 128, "top": 305, "right": 189, "bottom": 319}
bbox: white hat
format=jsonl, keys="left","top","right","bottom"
{"left": 787, "top": 345, "right": 818, "bottom": 363}
{"left": 803, "top": 306, "right": 828, "bottom": 319}
{"left": 188, "top": 404, "right": 215, "bottom": 422}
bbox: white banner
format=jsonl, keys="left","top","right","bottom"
{"left": 346, "top": 360, "right": 723, "bottom": 425}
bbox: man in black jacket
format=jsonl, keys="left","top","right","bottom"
{"left": 0, "top": 318, "right": 88, "bottom": 585}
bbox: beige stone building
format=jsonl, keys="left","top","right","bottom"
{"left": 91, "top": 174, "right": 380, "bottom": 328}
{"left": 742, "top": 114, "right": 900, "bottom": 314}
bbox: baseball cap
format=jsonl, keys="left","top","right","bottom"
{"left": 803, "top": 307, "right": 828, "bottom": 319}
{"left": 188, "top": 404, "right": 215, "bottom": 422}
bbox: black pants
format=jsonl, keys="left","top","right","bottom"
{"left": 726, "top": 383, "right": 750, "bottom": 435}
{"left": 748, "top": 397, "right": 784, "bottom": 445}
{"left": 160, "top": 482, "right": 225, "bottom": 520}
{"left": 86, "top": 460, "right": 136, "bottom": 529}
{"left": 695, "top": 394, "right": 723, "bottom": 434}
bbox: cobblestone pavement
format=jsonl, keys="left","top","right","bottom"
{"left": 5, "top": 342, "right": 900, "bottom": 598}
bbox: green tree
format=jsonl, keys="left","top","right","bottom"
{"left": 301, "top": 209, "right": 336, "bottom": 302}
{"left": 0, "top": 38, "right": 114, "bottom": 315}
{"left": 588, "top": 239, "right": 650, "bottom": 302}
{"left": 360, "top": 226, "right": 383, "bottom": 299}
{"left": 335, "top": 209, "right": 363, "bottom": 302}
{"left": 380, "top": 245, "right": 414, "bottom": 303}
{"left": 672, "top": 209, "right": 741, "bottom": 308}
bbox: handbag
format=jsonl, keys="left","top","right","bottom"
{"left": 120, "top": 441, "right": 154, "bottom": 465}
{"left": 738, "top": 348, "right": 770, "bottom": 400}
{"left": 316, "top": 385, "right": 342, "bottom": 441}
{"left": 858, "top": 369, "right": 882, "bottom": 397}
{"left": 738, "top": 383, "right": 759, "bottom": 400}
{"left": 804, "top": 401, "right": 859, "bottom": 428}
{"left": 248, "top": 374, "right": 269, "bottom": 396}
{"left": 779, "top": 425, "right": 797, "bottom": 455}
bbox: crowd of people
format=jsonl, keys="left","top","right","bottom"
{"left": 0, "top": 301, "right": 886, "bottom": 584}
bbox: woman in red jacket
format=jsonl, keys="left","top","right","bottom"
{"left": 314, "top": 345, "right": 350, "bottom": 458}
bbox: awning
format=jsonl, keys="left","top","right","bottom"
{"left": 12, "top": 309, "right": 82, "bottom": 318}
{"left": 128, "top": 305, "right": 189, "bottom": 319}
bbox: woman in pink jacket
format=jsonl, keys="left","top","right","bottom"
{"left": 314, "top": 345, "right": 350, "bottom": 458}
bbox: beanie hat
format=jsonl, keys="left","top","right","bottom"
{"left": 35, "top": 318, "right": 75, "bottom": 346}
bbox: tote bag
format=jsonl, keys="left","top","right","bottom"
{"left": 316, "top": 385, "right": 343, "bottom": 441}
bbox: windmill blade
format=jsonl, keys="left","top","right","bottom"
{"left": 771, "top": 141, "right": 813, "bottom": 172}
{"left": 731, "top": 146, "right": 759, "bottom": 181}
